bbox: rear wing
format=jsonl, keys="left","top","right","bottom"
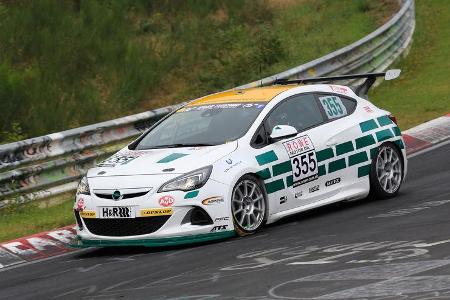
{"left": 274, "top": 69, "right": 401, "bottom": 99}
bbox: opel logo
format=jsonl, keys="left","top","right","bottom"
{"left": 112, "top": 190, "right": 122, "bottom": 201}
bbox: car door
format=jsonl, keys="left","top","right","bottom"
{"left": 312, "top": 92, "right": 360, "bottom": 198}
{"left": 252, "top": 93, "right": 334, "bottom": 213}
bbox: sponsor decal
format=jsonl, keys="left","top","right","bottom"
{"left": 280, "top": 196, "right": 287, "bottom": 204}
{"left": 309, "top": 185, "right": 320, "bottom": 193}
{"left": 97, "top": 151, "right": 146, "bottom": 167}
{"left": 329, "top": 85, "right": 348, "bottom": 94}
{"left": 76, "top": 197, "right": 85, "bottom": 211}
{"left": 211, "top": 225, "right": 228, "bottom": 232}
{"left": 79, "top": 210, "right": 96, "bottom": 218}
{"left": 215, "top": 216, "right": 230, "bottom": 222}
{"left": 224, "top": 160, "right": 242, "bottom": 173}
{"left": 294, "top": 191, "right": 303, "bottom": 199}
{"left": 101, "top": 207, "right": 134, "bottom": 218}
{"left": 325, "top": 177, "right": 341, "bottom": 187}
{"left": 202, "top": 196, "right": 224, "bottom": 205}
{"left": 140, "top": 208, "right": 173, "bottom": 217}
{"left": 159, "top": 195, "right": 175, "bottom": 207}
{"left": 283, "top": 135, "right": 319, "bottom": 187}
{"left": 363, "top": 106, "right": 374, "bottom": 113}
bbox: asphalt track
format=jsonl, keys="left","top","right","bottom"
{"left": 1, "top": 143, "right": 450, "bottom": 300}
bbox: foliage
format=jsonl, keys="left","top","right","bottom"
{"left": 370, "top": 0, "right": 450, "bottom": 129}
{"left": 0, "top": 0, "right": 392, "bottom": 144}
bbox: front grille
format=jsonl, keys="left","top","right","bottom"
{"left": 94, "top": 191, "right": 148, "bottom": 200}
{"left": 83, "top": 216, "right": 170, "bottom": 237}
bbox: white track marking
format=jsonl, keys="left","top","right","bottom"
{"left": 414, "top": 239, "right": 450, "bottom": 248}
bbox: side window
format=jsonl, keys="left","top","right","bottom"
{"left": 317, "top": 94, "right": 356, "bottom": 120}
{"left": 266, "top": 94, "right": 325, "bottom": 134}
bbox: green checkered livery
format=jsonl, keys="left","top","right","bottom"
{"left": 254, "top": 116, "right": 404, "bottom": 193}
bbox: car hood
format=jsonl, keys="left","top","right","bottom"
{"left": 87, "top": 141, "right": 238, "bottom": 178}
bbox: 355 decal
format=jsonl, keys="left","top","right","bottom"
{"left": 283, "top": 135, "right": 319, "bottom": 187}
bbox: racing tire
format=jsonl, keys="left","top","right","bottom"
{"left": 370, "top": 142, "right": 404, "bottom": 199}
{"left": 231, "top": 175, "right": 267, "bottom": 237}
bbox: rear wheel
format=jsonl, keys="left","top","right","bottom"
{"left": 231, "top": 175, "right": 267, "bottom": 236}
{"left": 370, "top": 142, "right": 404, "bottom": 199}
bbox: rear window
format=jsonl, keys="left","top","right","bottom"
{"left": 317, "top": 94, "right": 356, "bottom": 120}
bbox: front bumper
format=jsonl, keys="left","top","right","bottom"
{"left": 70, "top": 231, "right": 235, "bottom": 248}
{"left": 73, "top": 178, "right": 235, "bottom": 246}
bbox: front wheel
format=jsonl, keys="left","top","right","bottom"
{"left": 370, "top": 142, "right": 404, "bottom": 199}
{"left": 231, "top": 175, "right": 267, "bottom": 236}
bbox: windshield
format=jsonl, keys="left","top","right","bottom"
{"left": 135, "top": 102, "right": 266, "bottom": 149}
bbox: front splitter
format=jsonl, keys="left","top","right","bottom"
{"left": 70, "top": 231, "right": 236, "bottom": 248}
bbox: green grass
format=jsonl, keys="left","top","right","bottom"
{"left": 370, "top": 0, "right": 450, "bottom": 130}
{"left": 0, "top": 0, "right": 395, "bottom": 143}
{"left": 0, "top": 196, "right": 74, "bottom": 243}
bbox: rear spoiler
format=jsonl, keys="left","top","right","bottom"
{"left": 274, "top": 69, "right": 401, "bottom": 99}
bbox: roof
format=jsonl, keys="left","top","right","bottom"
{"left": 186, "top": 85, "right": 297, "bottom": 107}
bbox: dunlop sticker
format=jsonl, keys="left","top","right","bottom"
{"left": 140, "top": 208, "right": 173, "bottom": 217}
{"left": 80, "top": 210, "right": 96, "bottom": 218}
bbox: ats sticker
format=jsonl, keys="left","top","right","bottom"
{"left": 211, "top": 225, "right": 228, "bottom": 232}
{"left": 159, "top": 195, "right": 175, "bottom": 207}
{"left": 79, "top": 210, "right": 96, "bottom": 218}
{"left": 141, "top": 208, "right": 173, "bottom": 217}
{"left": 283, "top": 135, "right": 319, "bottom": 187}
{"left": 202, "top": 197, "right": 224, "bottom": 205}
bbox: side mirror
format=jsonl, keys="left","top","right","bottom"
{"left": 269, "top": 125, "right": 298, "bottom": 142}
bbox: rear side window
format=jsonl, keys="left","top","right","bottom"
{"left": 317, "top": 94, "right": 356, "bottom": 120}
{"left": 266, "top": 94, "right": 325, "bottom": 133}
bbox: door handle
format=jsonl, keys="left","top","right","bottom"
{"left": 326, "top": 139, "right": 338, "bottom": 147}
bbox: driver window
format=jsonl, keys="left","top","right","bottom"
{"left": 266, "top": 94, "right": 325, "bottom": 133}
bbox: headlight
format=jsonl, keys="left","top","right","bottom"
{"left": 158, "top": 166, "right": 212, "bottom": 193}
{"left": 76, "top": 176, "right": 91, "bottom": 195}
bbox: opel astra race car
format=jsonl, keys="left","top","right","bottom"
{"left": 72, "top": 70, "right": 406, "bottom": 247}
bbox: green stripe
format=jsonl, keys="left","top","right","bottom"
{"left": 336, "top": 141, "right": 354, "bottom": 156}
{"left": 272, "top": 161, "right": 292, "bottom": 176}
{"left": 286, "top": 175, "right": 293, "bottom": 187}
{"left": 393, "top": 139, "right": 405, "bottom": 149}
{"left": 328, "top": 158, "right": 346, "bottom": 173}
{"left": 376, "top": 129, "right": 394, "bottom": 142}
{"left": 392, "top": 126, "right": 402, "bottom": 137}
{"left": 318, "top": 165, "right": 326, "bottom": 176}
{"left": 265, "top": 179, "right": 285, "bottom": 194}
{"left": 157, "top": 153, "right": 188, "bottom": 163}
{"left": 355, "top": 134, "right": 376, "bottom": 149}
{"left": 317, "top": 148, "right": 334, "bottom": 162}
{"left": 256, "top": 168, "right": 271, "bottom": 180}
{"left": 184, "top": 190, "right": 199, "bottom": 199}
{"left": 73, "top": 231, "right": 236, "bottom": 248}
{"left": 348, "top": 151, "right": 369, "bottom": 166}
{"left": 256, "top": 150, "right": 278, "bottom": 166}
{"left": 370, "top": 147, "right": 378, "bottom": 159}
{"left": 377, "top": 115, "right": 392, "bottom": 127}
{"left": 360, "top": 119, "right": 378, "bottom": 133}
{"left": 358, "top": 164, "right": 371, "bottom": 177}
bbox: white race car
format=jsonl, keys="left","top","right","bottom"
{"left": 72, "top": 70, "right": 406, "bottom": 247}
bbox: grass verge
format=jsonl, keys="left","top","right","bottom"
{"left": 0, "top": 195, "right": 74, "bottom": 243}
{"left": 370, "top": 0, "right": 450, "bottom": 130}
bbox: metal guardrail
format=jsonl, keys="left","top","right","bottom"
{"left": 0, "top": 0, "right": 415, "bottom": 207}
